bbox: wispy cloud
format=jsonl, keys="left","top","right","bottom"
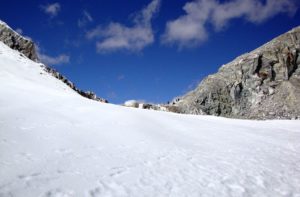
{"left": 36, "top": 45, "right": 70, "bottom": 65}
{"left": 162, "top": 0, "right": 298, "bottom": 48}
{"left": 78, "top": 10, "right": 93, "bottom": 28}
{"left": 15, "top": 28, "right": 23, "bottom": 35}
{"left": 86, "top": 0, "right": 160, "bottom": 53}
{"left": 107, "top": 91, "right": 117, "bottom": 99}
{"left": 86, "top": 27, "right": 101, "bottom": 40}
{"left": 39, "top": 54, "right": 70, "bottom": 65}
{"left": 41, "top": 3, "right": 61, "bottom": 17}
{"left": 117, "top": 74, "right": 125, "bottom": 81}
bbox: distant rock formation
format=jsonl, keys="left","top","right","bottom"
{"left": 0, "top": 20, "right": 108, "bottom": 103}
{"left": 124, "top": 100, "right": 140, "bottom": 108}
{"left": 170, "top": 26, "right": 300, "bottom": 120}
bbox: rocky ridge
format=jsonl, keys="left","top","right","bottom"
{"left": 171, "top": 26, "right": 300, "bottom": 119}
{"left": 0, "top": 20, "right": 38, "bottom": 61}
{"left": 0, "top": 20, "right": 108, "bottom": 103}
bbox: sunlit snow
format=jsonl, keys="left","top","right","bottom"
{"left": 0, "top": 42, "right": 300, "bottom": 196}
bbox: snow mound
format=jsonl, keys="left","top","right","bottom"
{"left": 0, "top": 41, "right": 300, "bottom": 196}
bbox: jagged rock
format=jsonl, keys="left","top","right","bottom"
{"left": 171, "top": 26, "right": 300, "bottom": 120}
{"left": 0, "top": 20, "right": 38, "bottom": 61}
{"left": 0, "top": 20, "right": 108, "bottom": 104}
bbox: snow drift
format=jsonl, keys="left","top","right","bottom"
{"left": 0, "top": 41, "right": 300, "bottom": 196}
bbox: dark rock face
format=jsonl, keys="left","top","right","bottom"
{"left": 0, "top": 20, "right": 108, "bottom": 104}
{"left": 171, "top": 26, "right": 300, "bottom": 119}
{"left": 0, "top": 21, "right": 38, "bottom": 61}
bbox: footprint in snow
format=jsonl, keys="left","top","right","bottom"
{"left": 88, "top": 181, "right": 129, "bottom": 197}
{"left": 43, "top": 188, "right": 74, "bottom": 197}
{"left": 109, "top": 167, "right": 128, "bottom": 177}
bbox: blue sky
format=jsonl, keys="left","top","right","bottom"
{"left": 1, "top": 0, "right": 300, "bottom": 104}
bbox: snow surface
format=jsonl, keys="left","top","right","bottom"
{"left": 0, "top": 41, "right": 300, "bottom": 197}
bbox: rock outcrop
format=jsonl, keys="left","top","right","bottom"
{"left": 0, "top": 20, "right": 38, "bottom": 61}
{"left": 0, "top": 20, "right": 108, "bottom": 103}
{"left": 171, "top": 26, "right": 300, "bottom": 120}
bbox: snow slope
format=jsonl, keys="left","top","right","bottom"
{"left": 0, "top": 41, "right": 300, "bottom": 197}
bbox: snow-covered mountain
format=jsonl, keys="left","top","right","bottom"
{"left": 1, "top": 27, "right": 300, "bottom": 196}
{"left": 0, "top": 20, "right": 108, "bottom": 104}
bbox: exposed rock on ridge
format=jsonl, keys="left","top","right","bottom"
{"left": 0, "top": 20, "right": 38, "bottom": 61}
{"left": 0, "top": 20, "right": 108, "bottom": 103}
{"left": 43, "top": 66, "right": 108, "bottom": 103}
{"left": 171, "top": 26, "right": 300, "bottom": 119}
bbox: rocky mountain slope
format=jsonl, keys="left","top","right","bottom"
{"left": 171, "top": 26, "right": 300, "bottom": 120}
{"left": 0, "top": 20, "right": 108, "bottom": 103}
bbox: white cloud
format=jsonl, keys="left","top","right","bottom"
{"left": 39, "top": 54, "right": 70, "bottom": 65}
{"left": 15, "top": 28, "right": 23, "bottom": 35}
{"left": 36, "top": 45, "right": 70, "bottom": 65}
{"left": 41, "top": 3, "right": 61, "bottom": 17}
{"left": 94, "top": 23, "right": 155, "bottom": 52}
{"left": 78, "top": 10, "right": 93, "bottom": 28}
{"left": 87, "top": 0, "right": 160, "bottom": 53}
{"left": 162, "top": 0, "right": 298, "bottom": 48}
